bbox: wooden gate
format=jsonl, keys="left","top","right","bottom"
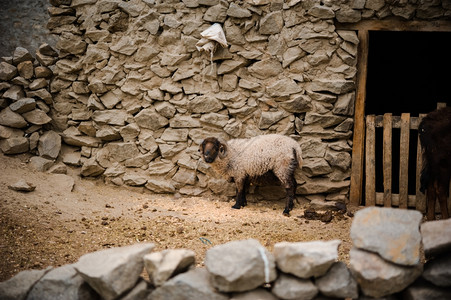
{"left": 364, "top": 103, "right": 450, "bottom": 213}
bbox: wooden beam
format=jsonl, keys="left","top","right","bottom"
{"left": 376, "top": 193, "right": 417, "bottom": 207}
{"left": 383, "top": 113, "right": 393, "bottom": 207}
{"left": 415, "top": 114, "right": 427, "bottom": 213}
{"left": 335, "top": 19, "right": 451, "bottom": 32}
{"left": 365, "top": 115, "right": 376, "bottom": 206}
{"left": 349, "top": 30, "right": 369, "bottom": 207}
{"left": 399, "top": 113, "right": 410, "bottom": 209}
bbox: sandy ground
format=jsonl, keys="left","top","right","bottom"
{"left": 0, "top": 153, "right": 355, "bottom": 282}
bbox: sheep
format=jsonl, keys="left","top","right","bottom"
{"left": 419, "top": 106, "right": 451, "bottom": 220}
{"left": 199, "top": 134, "right": 303, "bottom": 215}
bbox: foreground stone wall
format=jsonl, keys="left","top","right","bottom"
{"left": 1, "top": 207, "right": 450, "bottom": 299}
{"left": 1, "top": 1, "right": 451, "bottom": 203}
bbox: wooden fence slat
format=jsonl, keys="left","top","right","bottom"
{"left": 383, "top": 113, "right": 393, "bottom": 207}
{"left": 416, "top": 114, "right": 427, "bottom": 212}
{"left": 375, "top": 193, "right": 416, "bottom": 207}
{"left": 365, "top": 115, "right": 376, "bottom": 206}
{"left": 399, "top": 113, "right": 410, "bottom": 209}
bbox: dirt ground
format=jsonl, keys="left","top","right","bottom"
{"left": 0, "top": 153, "right": 356, "bottom": 282}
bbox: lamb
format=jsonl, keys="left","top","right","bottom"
{"left": 419, "top": 106, "right": 451, "bottom": 220}
{"left": 199, "top": 134, "right": 303, "bottom": 215}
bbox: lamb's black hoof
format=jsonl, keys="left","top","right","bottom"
{"left": 283, "top": 209, "right": 291, "bottom": 216}
{"left": 232, "top": 204, "right": 241, "bottom": 209}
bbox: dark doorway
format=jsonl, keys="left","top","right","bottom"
{"left": 366, "top": 31, "right": 451, "bottom": 116}
{"left": 364, "top": 30, "right": 451, "bottom": 203}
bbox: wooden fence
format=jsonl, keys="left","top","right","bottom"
{"left": 365, "top": 113, "right": 426, "bottom": 212}
{"left": 364, "top": 103, "right": 450, "bottom": 213}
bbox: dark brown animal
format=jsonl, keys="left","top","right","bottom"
{"left": 419, "top": 106, "right": 451, "bottom": 220}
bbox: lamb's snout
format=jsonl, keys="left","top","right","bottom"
{"left": 202, "top": 151, "right": 215, "bottom": 163}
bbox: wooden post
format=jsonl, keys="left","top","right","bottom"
{"left": 349, "top": 30, "right": 369, "bottom": 206}
{"left": 365, "top": 115, "right": 376, "bottom": 206}
{"left": 383, "top": 113, "right": 393, "bottom": 207}
{"left": 399, "top": 113, "right": 410, "bottom": 208}
{"left": 416, "top": 114, "right": 426, "bottom": 212}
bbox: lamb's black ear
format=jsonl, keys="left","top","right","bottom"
{"left": 218, "top": 142, "right": 227, "bottom": 158}
{"left": 199, "top": 140, "right": 205, "bottom": 153}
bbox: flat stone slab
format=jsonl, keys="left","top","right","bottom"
{"left": 74, "top": 243, "right": 154, "bottom": 300}
{"left": 420, "top": 218, "right": 451, "bottom": 258}
{"left": 349, "top": 247, "right": 423, "bottom": 298}
{"left": 350, "top": 207, "right": 422, "bottom": 266}
{"left": 8, "top": 179, "right": 36, "bottom": 192}
{"left": 205, "top": 239, "right": 277, "bottom": 292}
{"left": 0, "top": 267, "right": 52, "bottom": 300}
{"left": 144, "top": 249, "right": 195, "bottom": 286}
{"left": 150, "top": 268, "right": 228, "bottom": 300}
{"left": 274, "top": 240, "right": 341, "bottom": 278}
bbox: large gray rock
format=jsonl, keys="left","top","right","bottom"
{"left": 0, "top": 267, "right": 52, "bottom": 300}
{"left": 134, "top": 108, "right": 169, "bottom": 130}
{"left": 27, "top": 264, "right": 98, "bottom": 300}
{"left": 9, "top": 98, "right": 36, "bottom": 114}
{"left": 205, "top": 239, "right": 277, "bottom": 292}
{"left": 74, "top": 243, "right": 154, "bottom": 300}
{"left": 92, "top": 109, "right": 130, "bottom": 126}
{"left": 81, "top": 158, "right": 105, "bottom": 177}
{"left": 420, "top": 218, "right": 451, "bottom": 257}
{"left": 38, "top": 130, "right": 61, "bottom": 159}
{"left": 150, "top": 268, "right": 228, "bottom": 300}
{"left": 273, "top": 240, "right": 340, "bottom": 278}
{"left": 8, "top": 179, "right": 36, "bottom": 192}
{"left": 145, "top": 179, "right": 176, "bottom": 193}
{"left": 230, "top": 288, "right": 278, "bottom": 300}
{"left": 271, "top": 273, "right": 318, "bottom": 300}
{"left": 144, "top": 249, "right": 196, "bottom": 287}
{"left": 350, "top": 206, "right": 422, "bottom": 266}
{"left": 315, "top": 261, "right": 358, "bottom": 299}
{"left": 0, "top": 107, "right": 27, "bottom": 128}
{"left": 29, "top": 156, "right": 54, "bottom": 172}
{"left": 12, "top": 47, "right": 34, "bottom": 65}
{"left": 0, "top": 62, "right": 18, "bottom": 81}
{"left": 22, "top": 109, "right": 52, "bottom": 125}
{"left": 2, "top": 85, "right": 24, "bottom": 101}
{"left": 0, "top": 136, "right": 29, "bottom": 154}
{"left": 402, "top": 278, "right": 451, "bottom": 300}
{"left": 120, "top": 279, "right": 153, "bottom": 300}
{"left": 422, "top": 253, "right": 451, "bottom": 287}
{"left": 349, "top": 247, "right": 423, "bottom": 298}
{"left": 123, "top": 173, "right": 147, "bottom": 186}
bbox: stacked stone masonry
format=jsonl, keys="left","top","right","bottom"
{"left": 1, "top": 0, "right": 451, "bottom": 201}
{"left": 1, "top": 207, "right": 451, "bottom": 299}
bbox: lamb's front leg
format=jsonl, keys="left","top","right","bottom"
{"left": 232, "top": 177, "right": 248, "bottom": 209}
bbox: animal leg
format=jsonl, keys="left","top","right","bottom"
{"left": 282, "top": 173, "right": 296, "bottom": 216}
{"left": 437, "top": 178, "right": 450, "bottom": 219}
{"left": 232, "top": 178, "right": 248, "bottom": 209}
{"left": 426, "top": 181, "right": 437, "bottom": 221}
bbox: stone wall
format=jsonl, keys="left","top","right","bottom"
{"left": 1, "top": 207, "right": 450, "bottom": 299}
{"left": 1, "top": 0, "right": 451, "bottom": 203}
{"left": 0, "top": 0, "right": 58, "bottom": 58}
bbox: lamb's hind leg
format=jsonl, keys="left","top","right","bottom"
{"left": 283, "top": 175, "right": 296, "bottom": 216}
{"left": 232, "top": 177, "right": 248, "bottom": 209}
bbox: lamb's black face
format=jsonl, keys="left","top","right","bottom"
{"left": 199, "top": 138, "right": 220, "bottom": 163}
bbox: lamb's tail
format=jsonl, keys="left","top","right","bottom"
{"left": 293, "top": 147, "right": 303, "bottom": 169}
